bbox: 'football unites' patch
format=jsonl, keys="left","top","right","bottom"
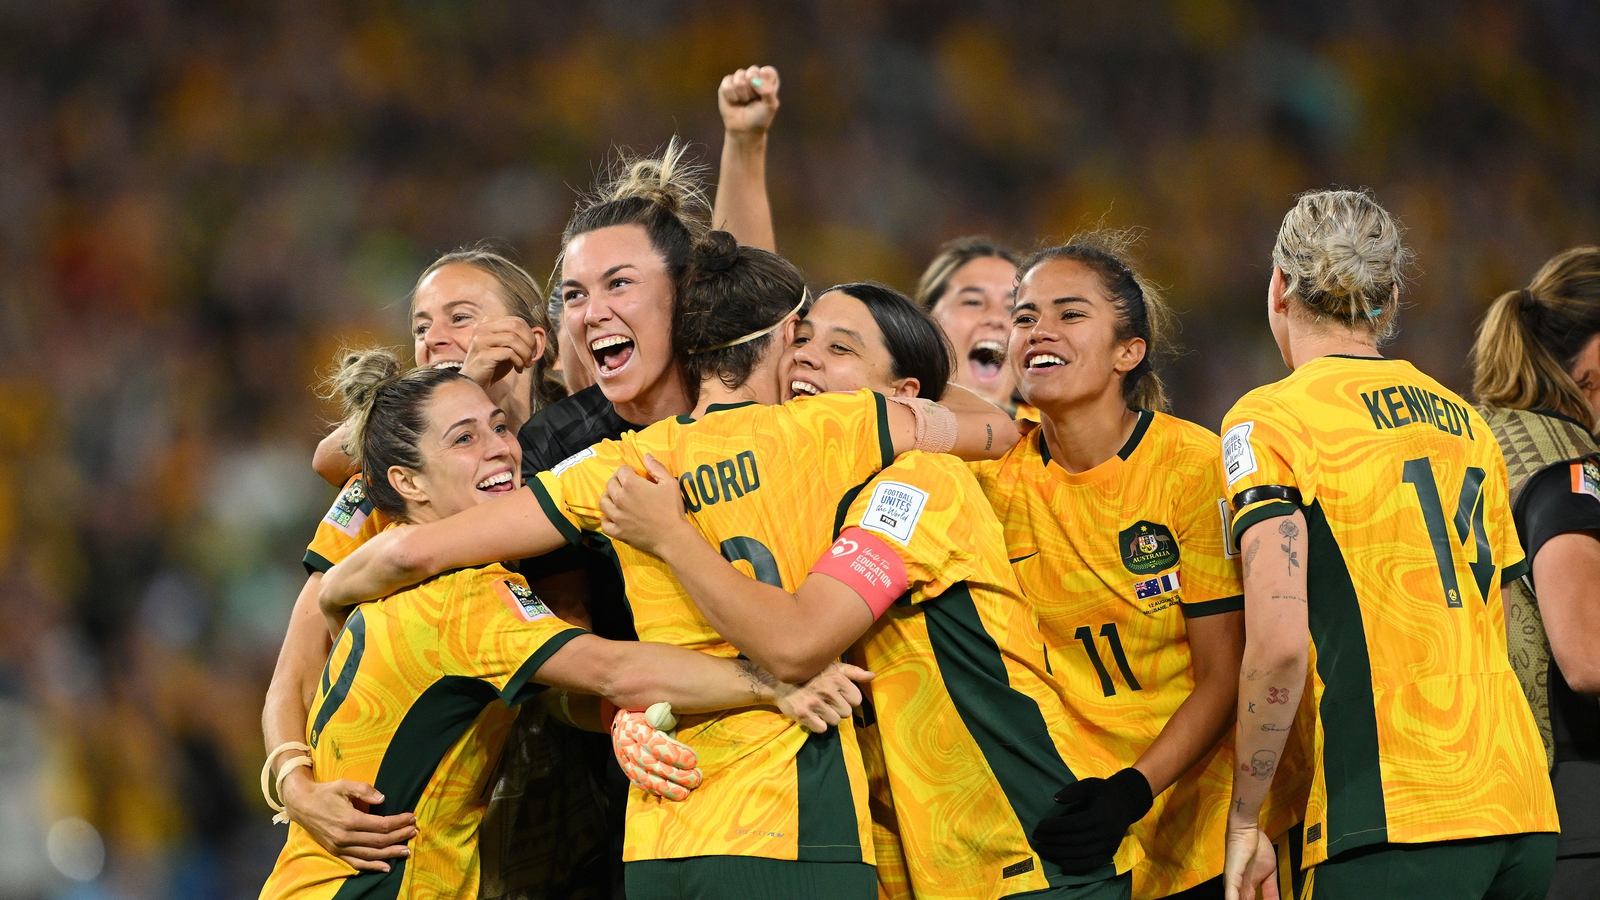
{"left": 1119, "top": 520, "right": 1179, "bottom": 575}
{"left": 859, "top": 481, "right": 928, "bottom": 544}
{"left": 1222, "top": 421, "right": 1258, "bottom": 487}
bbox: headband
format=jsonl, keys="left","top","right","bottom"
{"left": 1520, "top": 288, "right": 1538, "bottom": 311}
{"left": 685, "top": 288, "right": 810, "bottom": 355}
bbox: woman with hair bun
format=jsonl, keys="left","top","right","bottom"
{"left": 1470, "top": 246, "right": 1600, "bottom": 900}
{"left": 1221, "top": 190, "right": 1558, "bottom": 900}
{"left": 971, "top": 229, "right": 1249, "bottom": 900}
{"left": 316, "top": 232, "right": 1018, "bottom": 899}
{"left": 258, "top": 349, "right": 867, "bottom": 900}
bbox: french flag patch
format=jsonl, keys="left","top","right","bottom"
{"left": 1134, "top": 571, "right": 1181, "bottom": 600}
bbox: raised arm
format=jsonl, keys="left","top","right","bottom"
{"left": 313, "top": 426, "right": 359, "bottom": 487}
{"left": 1224, "top": 512, "right": 1310, "bottom": 900}
{"left": 318, "top": 486, "right": 569, "bottom": 625}
{"left": 600, "top": 456, "right": 874, "bottom": 683}
{"left": 712, "top": 65, "right": 779, "bottom": 252}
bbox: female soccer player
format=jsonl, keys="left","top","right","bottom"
{"left": 1470, "top": 246, "right": 1600, "bottom": 900}
{"left": 968, "top": 232, "right": 1247, "bottom": 900}
{"left": 914, "top": 236, "right": 1022, "bottom": 411}
{"left": 317, "top": 234, "right": 1017, "bottom": 899}
{"left": 1222, "top": 189, "right": 1559, "bottom": 900}
{"left": 262, "top": 245, "right": 557, "bottom": 873}
{"left": 259, "top": 350, "right": 869, "bottom": 900}
{"left": 603, "top": 282, "right": 1141, "bottom": 900}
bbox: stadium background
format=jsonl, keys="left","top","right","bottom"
{"left": 0, "top": 1, "right": 1595, "bottom": 897}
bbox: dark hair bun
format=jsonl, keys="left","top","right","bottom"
{"left": 693, "top": 231, "right": 740, "bottom": 273}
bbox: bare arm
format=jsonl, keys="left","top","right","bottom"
{"left": 318, "top": 486, "right": 568, "bottom": 625}
{"left": 877, "top": 386, "right": 1021, "bottom": 462}
{"left": 712, "top": 66, "right": 779, "bottom": 251}
{"left": 1223, "top": 513, "right": 1309, "bottom": 900}
{"left": 534, "top": 635, "right": 867, "bottom": 731}
{"left": 1132, "top": 610, "right": 1243, "bottom": 795}
{"left": 1530, "top": 532, "right": 1600, "bottom": 694}
{"left": 265, "top": 574, "right": 416, "bottom": 871}
{"left": 313, "top": 426, "right": 359, "bottom": 487}
{"left": 599, "top": 458, "right": 874, "bottom": 683}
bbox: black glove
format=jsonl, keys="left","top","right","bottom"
{"left": 1030, "top": 767, "right": 1153, "bottom": 874}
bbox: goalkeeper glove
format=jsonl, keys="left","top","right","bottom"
{"left": 611, "top": 708, "right": 702, "bottom": 801}
{"left": 1030, "top": 767, "right": 1152, "bottom": 874}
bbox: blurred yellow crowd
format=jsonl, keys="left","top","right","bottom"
{"left": 0, "top": 1, "right": 1594, "bottom": 897}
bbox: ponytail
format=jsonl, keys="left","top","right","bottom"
{"left": 1471, "top": 247, "right": 1600, "bottom": 430}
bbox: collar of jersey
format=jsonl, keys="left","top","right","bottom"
{"left": 1037, "top": 408, "right": 1152, "bottom": 485}
{"left": 676, "top": 400, "right": 760, "bottom": 424}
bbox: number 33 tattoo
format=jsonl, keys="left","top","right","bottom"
{"left": 1267, "top": 686, "right": 1290, "bottom": 704}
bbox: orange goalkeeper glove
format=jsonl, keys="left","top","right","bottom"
{"left": 611, "top": 708, "right": 702, "bottom": 801}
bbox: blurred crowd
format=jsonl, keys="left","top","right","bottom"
{"left": 0, "top": 1, "right": 1595, "bottom": 897}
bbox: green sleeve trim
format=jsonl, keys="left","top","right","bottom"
{"left": 303, "top": 549, "right": 334, "bottom": 576}
{"left": 873, "top": 391, "right": 894, "bottom": 468}
{"left": 1181, "top": 595, "right": 1245, "bottom": 618}
{"left": 500, "top": 626, "right": 588, "bottom": 706}
{"left": 1501, "top": 558, "right": 1529, "bottom": 586}
{"left": 1231, "top": 500, "right": 1298, "bottom": 545}
{"left": 528, "top": 480, "right": 583, "bottom": 546}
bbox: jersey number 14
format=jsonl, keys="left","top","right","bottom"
{"left": 1401, "top": 457, "right": 1495, "bottom": 608}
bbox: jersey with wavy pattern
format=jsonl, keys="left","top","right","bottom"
{"left": 1222, "top": 354, "right": 1557, "bottom": 868}
{"left": 532, "top": 390, "right": 892, "bottom": 866}
{"left": 971, "top": 410, "right": 1248, "bottom": 898}
{"left": 845, "top": 451, "right": 1141, "bottom": 899}
{"left": 259, "top": 548, "right": 586, "bottom": 900}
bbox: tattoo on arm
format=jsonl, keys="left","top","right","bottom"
{"left": 1233, "top": 796, "right": 1246, "bottom": 813}
{"left": 1245, "top": 668, "right": 1265, "bottom": 681}
{"left": 1266, "top": 686, "right": 1290, "bottom": 704}
{"left": 1261, "top": 722, "right": 1291, "bottom": 732}
{"left": 1278, "top": 519, "right": 1301, "bottom": 576}
{"left": 1271, "top": 594, "right": 1307, "bottom": 604}
{"left": 735, "top": 659, "right": 776, "bottom": 697}
{"left": 985, "top": 423, "right": 993, "bottom": 451}
{"left": 1244, "top": 750, "right": 1278, "bottom": 780}
{"left": 1247, "top": 701, "right": 1256, "bottom": 714}
{"left": 1243, "top": 538, "right": 1260, "bottom": 579}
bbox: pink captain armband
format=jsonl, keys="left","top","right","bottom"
{"left": 810, "top": 527, "right": 910, "bottom": 619}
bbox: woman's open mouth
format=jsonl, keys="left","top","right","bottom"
{"left": 476, "top": 471, "right": 515, "bottom": 494}
{"left": 790, "top": 378, "right": 822, "bottom": 398}
{"left": 968, "top": 341, "right": 1005, "bottom": 382}
{"left": 590, "top": 335, "right": 635, "bottom": 376}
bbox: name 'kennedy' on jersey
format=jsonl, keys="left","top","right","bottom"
{"left": 1360, "top": 383, "right": 1477, "bottom": 439}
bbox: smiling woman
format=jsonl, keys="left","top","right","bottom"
{"left": 914, "top": 236, "right": 1021, "bottom": 410}
{"left": 970, "top": 231, "right": 1253, "bottom": 899}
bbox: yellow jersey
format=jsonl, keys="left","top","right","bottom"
{"left": 259, "top": 551, "right": 587, "bottom": 900}
{"left": 1222, "top": 354, "right": 1557, "bottom": 866}
{"left": 303, "top": 475, "right": 392, "bottom": 575}
{"left": 972, "top": 410, "right": 1242, "bottom": 898}
{"left": 847, "top": 451, "right": 1141, "bottom": 899}
{"left": 531, "top": 391, "right": 893, "bottom": 865}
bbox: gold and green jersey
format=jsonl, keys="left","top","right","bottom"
{"left": 971, "top": 411, "right": 1242, "bottom": 898}
{"left": 1222, "top": 354, "right": 1557, "bottom": 866}
{"left": 303, "top": 474, "right": 392, "bottom": 575}
{"left": 259, "top": 548, "right": 586, "bottom": 900}
{"left": 847, "top": 451, "right": 1141, "bottom": 899}
{"left": 531, "top": 390, "right": 893, "bottom": 865}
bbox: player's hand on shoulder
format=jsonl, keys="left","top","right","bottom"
{"left": 718, "top": 65, "right": 780, "bottom": 138}
{"left": 280, "top": 772, "right": 417, "bottom": 873}
{"left": 772, "top": 661, "right": 875, "bottom": 733}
